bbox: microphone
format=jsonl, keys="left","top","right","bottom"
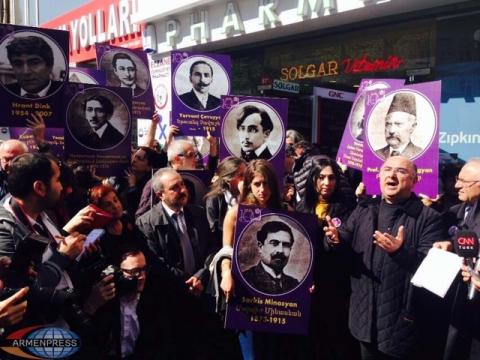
{"left": 453, "top": 230, "right": 479, "bottom": 300}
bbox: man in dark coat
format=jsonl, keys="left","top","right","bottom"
{"left": 112, "top": 52, "right": 145, "bottom": 97}
{"left": 242, "top": 220, "right": 299, "bottom": 294}
{"left": 434, "top": 159, "right": 480, "bottom": 360}
{"left": 324, "top": 155, "right": 445, "bottom": 359}
{"left": 5, "top": 35, "right": 64, "bottom": 98}
{"left": 179, "top": 60, "right": 221, "bottom": 110}
{"left": 77, "top": 94, "right": 125, "bottom": 149}
{"left": 136, "top": 168, "right": 219, "bottom": 358}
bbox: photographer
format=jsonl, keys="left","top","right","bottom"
{"left": 81, "top": 245, "right": 170, "bottom": 359}
{"left": 0, "top": 153, "right": 87, "bottom": 325}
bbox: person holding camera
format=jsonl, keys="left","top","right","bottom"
{"left": 81, "top": 245, "right": 170, "bottom": 359}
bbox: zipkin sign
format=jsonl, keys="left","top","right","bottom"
{"left": 42, "top": 0, "right": 143, "bottom": 63}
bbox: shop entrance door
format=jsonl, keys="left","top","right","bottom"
{"left": 312, "top": 87, "right": 355, "bottom": 159}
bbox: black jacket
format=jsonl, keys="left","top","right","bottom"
{"left": 179, "top": 90, "right": 221, "bottom": 110}
{"left": 336, "top": 195, "right": 445, "bottom": 358}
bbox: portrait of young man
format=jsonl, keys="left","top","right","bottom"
{"left": 74, "top": 94, "right": 126, "bottom": 150}
{"left": 111, "top": 52, "right": 145, "bottom": 97}
{"left": 5, "top": 35, "right": 64, "bottom": 98}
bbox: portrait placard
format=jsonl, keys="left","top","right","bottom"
{"left": 96, "top": 44, "right": 154, "bottom": 119}
{"left": 363, "top": 81, "right": 441, "bottom": 197}
{"left": 171, "top": 51, "right": 231, "bottom": 136}
{"left": 0, "top": 24, "right": 68, "bottom": 127}
{"left": 220, "top": 96, "right": 287, "bottom": 184}
{"left": 336, "top": 79, "right": 405, "bottom": 170}
{"left": 64, "top": 83, "right": 132, "bottom": 177}
{"left": 69, "top": 67, "right": 106, "bottom": 85}
{"left": 225, "top": 205, "right": 316, "bottom": 335}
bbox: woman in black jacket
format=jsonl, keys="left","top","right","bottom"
{"left": 296, "top": 157, "right": 359, "bottom": 360}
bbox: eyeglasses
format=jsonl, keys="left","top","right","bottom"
{"left": 455, "top": 176, "right": 480, "bottom": 186}
{"left": 121, "top": 266, "right": 147, "bottom": 278}
{"left": 380, "top": 166, "right": 410, "bottom": 176}
{"left": 178, "top": 151, "right": 196, "bottom": 159}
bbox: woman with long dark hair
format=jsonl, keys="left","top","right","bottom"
{"left": 296, "top": 157, "right": 359, "bottom": 360}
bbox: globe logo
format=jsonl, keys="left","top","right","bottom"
{"left": 25, "top": 327, "right": 80, "bottom": 359}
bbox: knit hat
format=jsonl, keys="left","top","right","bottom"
{"left": 387, "top": 92, "right": 416, "bottom": 116}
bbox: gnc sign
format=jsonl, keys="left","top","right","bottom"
{"left": 42, "top": 0, "right": 143, "bottom": 63}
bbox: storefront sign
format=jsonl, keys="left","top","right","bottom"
{"left": 42, "top": 0, "right": 143, "bottom": 63}
{"left": 313, "top": 87, "right": 356, "bottom": 102}
{"left": 281, "top": 55, "right": 405, "bottom": 81}
{"left": 272, "top": 79, "right": 300, "bottom": 93}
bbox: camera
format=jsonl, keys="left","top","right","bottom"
{"left": 101, "top": 265, "right": 138, "bottom": 297}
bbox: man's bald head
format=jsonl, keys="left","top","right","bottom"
{"left": 379, "top": 155, "right": 417, "bottom": 204}
{"left": 455, "top": 159, "right": 480, "bottom": 204}
{"left": 0, "top": 140, "right": 28, "bottom": 173}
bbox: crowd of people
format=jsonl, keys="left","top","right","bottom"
{"left": 0, "top": 113, "right": 477, "bottom": 360}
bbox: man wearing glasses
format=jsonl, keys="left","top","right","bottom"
{"left": 434, "top": 159, "right": 480, "bottom": 360}
{"left": 324, "top": 155, "right": 445, "bottom": 359}
{"left": 82, "top": 246, "right": 170, "bottom": 358}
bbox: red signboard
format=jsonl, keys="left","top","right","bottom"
{"left": 41, "top": 0, "right": 143, "bottom": 64}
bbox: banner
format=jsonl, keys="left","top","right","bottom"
{"left": 63, "top": 83, "right": 132, "bottom": 177}
{"left": 171, "top": 51, "right": 231, "bottom": 136}
{"left": 336, "top": 79, "right": 405, "bottom": 170}
{"left": 363, "top": 81, "right": 441, "bottom": 197}
{"left": 96, "top": 44, "right": 154, "bottom": 119}
{"left": 8, "top": 127, "right": 64, "bottom": 158}
{"left": 225, "top": 205, "right": 316, "bottom": 335}
{"left": 0, "top": 24, "right": 69, "bottom": 127}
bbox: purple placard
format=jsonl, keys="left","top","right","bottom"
{"left": 63, "top": 83, "right": 132, "bottom": 177}
{"left": 171, "top": 51, "right": 232, "bottom": 136}
{"left": 69, "top": 67, "right": 106, "bottom": 85}
{"left": 336, "top": 79, "right": 405, "bottom": 170}
{"left": 225, "top": 205, "right": 316, "bottom": 335}
{"left": 96, "top": 44, "right": 155, "bottom": 119}
{"left": 9, "top": 127, "right": 64, "bottom": 158}
{"left": 220, "top": 96, "right": 287, "bottom": 184}
{"left": 0, "top": 24, "right": 69, "bottom": 127}
{"left": 363, "top": 81, "right": 441, "bottom": 197}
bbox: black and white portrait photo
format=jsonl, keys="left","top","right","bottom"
{"left": 99, "top": 50, "right": 150, "bottom": 98}
{"left": 0, "top": 31, "right": 67, "bottom": 98}
{"left": 236, "top": 214, "right": 312, "bottom": 295}
{"left": 366, "top": 91, "right": 436, "bottom": 161}
{"left": 66, "top": 88, "right": 130, "bottom": 150}
{"left": 174, "top": 55, "right": 229, "bottom": 112}
{"left": 222, "top": 101, "right": 284, "bottom": 162}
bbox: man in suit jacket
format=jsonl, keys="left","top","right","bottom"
{"left": 77, "top": 94, "right": 125, "bottom": 149}
{"left": 112, "top": 52, "right": 145, "bottom": 98}
{"left": 136, "top": 167, "right": 219, "bottom": 358}
{"left": 242, "top": 221, "right": 299, "bottom": 294}
{"left": 434, "top": 159, "right": 480, "bottom": 360}
{"left": 5, "top": 35, "right": 64, "bottom": 98}
{"left": 236, "top": 104, "right": 274, "bottom": 162}
{"left": 179, "top": 60, "right": 221, "bottom": 111}
{"left": 374, "top": 92, "right": 424, "bottom": 160}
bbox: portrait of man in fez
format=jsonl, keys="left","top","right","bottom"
{"left": 374, "top": 92, "right": 423, "bottom": 160}
{"left": 242, "top": 221, "right": 300, "bottom": 294}
{"left": 4, "top": 35, "right": 64, "bottom": 98}
{"left": 179, "top": 60, "right": 221, "bottom": 111}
